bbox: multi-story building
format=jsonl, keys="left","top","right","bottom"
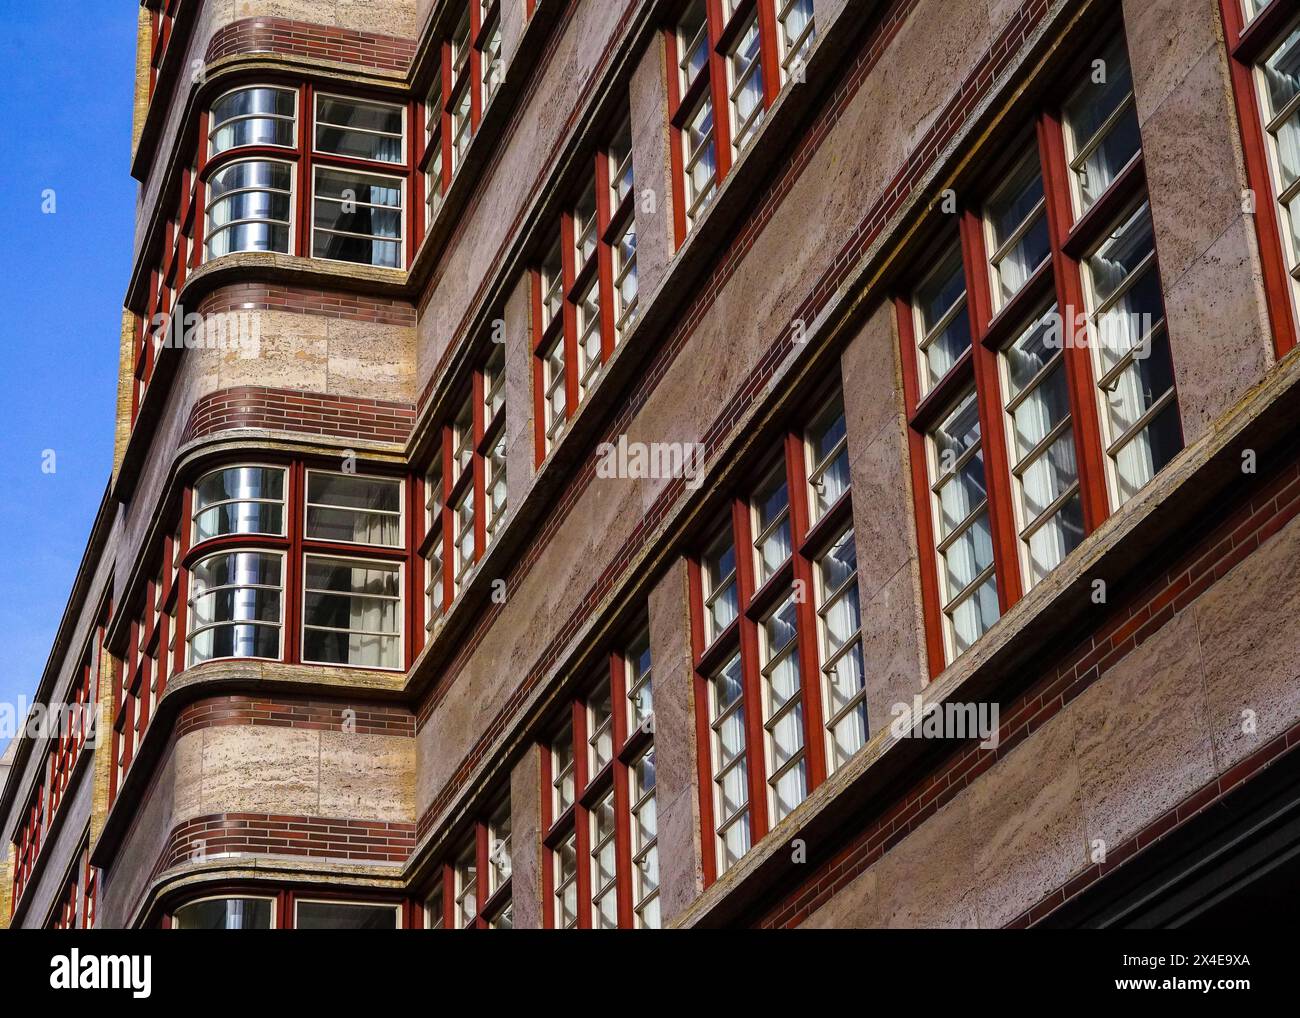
{"left": 2, "top": 0, "right": 1299, "bottom": 930}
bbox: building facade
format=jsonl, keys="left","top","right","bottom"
{"left": 3, "top": 0, "right": 1300, "bottom": 930}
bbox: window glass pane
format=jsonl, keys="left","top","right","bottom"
{"left": 174, "top": 898, "right": 272, "bottom": 929}
{"left": 552, "top": 729, "right": 574, "bottom": 815}
{"left": 305, "top": 473, "right": 402, "bottom": 547}
{"left": 684, "top": 95, "right": 718, "bottom": 225}
{"left": 188, "top": 552, "right": 282, "bottom": 664}
{"left": 914, "top": 245, "right": 971, "bottom": 391}
{"left": 454, "top": 843, "right": 478, "bottom": 927}
{"left": 761, "top": 597, "right": 805, "bottom": 822}
{"left": 986, "top": 151, "right": 1050, "bottom": 308}
{"left": 807, "top": 396, "right": 849, "bottom": 520}
{"left": 313, "top": 168, "right": 404, "bottom": 268}
{"left": 817, "top": 528, "right": 865, "bottom": 770}
{"left": 590, "top": 789, "right": 619, "bottom": 929}
{"left": 302, "top": 557, "right": 401, "bottom": 669}
{"left": 626, "top": 629, "right": 653, "bottom": 732}
{"left": 295, "top": 902, "right": 397, "bottom": 929}
{"left": 588, "top": 680, "right": 613, "bottom": 773}
{"left": 1063, "top": 40, "right": 1140, "bottom": 211}
{"left": 729, "top": 14, "right": 765, "bottom": 154}
{"left": 315, "top": 96, "right": 404, "bottom": 163}
{"left": 489, "top": 799, "right": 512, "bottom": 893}
{"left": 929, "top": 392, "right": 999, "bottom": 658}
{"left": 193, "top": 466, "right": 285, "bottom": 541}
{"left": 206, "top": 161, "right": 292, "bottom": 259}
{"left": 554, "top": 831, "right": 579, "bottom": 929}
{"left": 1083, "top": 202, "right": 1180, "bottom": 506}
{"left": 778, "top": 0, "right": 816, "bottom": 76}
{"left": 678, "top": 0, "right": 709, "bottom": 90}
{"left": 752, "top": 461, "right": 791, "bottom": 586}
{"left": 211, "top": 87, "right": 296, "bottom": 154}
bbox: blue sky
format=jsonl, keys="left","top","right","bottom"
{"left": 0, "top": 1, "right": 137, "bottom": 755}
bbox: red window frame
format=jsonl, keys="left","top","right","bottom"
{"left": 896, "top": 27, "right": 1181, "bottom": 678}
{"left": 664, "top": 0, "right": 791, "bottom": 246}
{"left": 538, "top": 625, "right": 654, "bottom": 928}
{"left": 164, "top": 887, "right": 416, "bottom": 929}
{"left": 686, "top": 386, "right": 853, "bottom": 885}
{"left": 1220, "top": 0, "right": 1300, "bottom": 358}
{"left": 424, "top": 793, "right": 513, "bottom": 929}
{"left": 11, "top": 611, "right": 108, "bottom": 913}
{"left": 147, "top": 0, "right": 181, "bottom": 99}
{"left": 419, "top": 343, "right": 506, "bottom": 627}
{"left": 530, "top": 121, "right": 634, "bottom": 463}
{"left": 48, "top": 839, "right": 97, "bottom": 930}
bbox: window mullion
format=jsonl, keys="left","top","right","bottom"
{"left": 560, "top": 212, "right": 580, "bottom": 419}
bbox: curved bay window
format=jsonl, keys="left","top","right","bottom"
{"left": 198, "top": 84, "right": 412, "bottom": 268}
{"left": 689, "top": 388, "right": 862, "bottom": 882}
{"left": 204, "top": 159, "right": 293, "bottom": 258}
{"left": 209, "top": 86, "right": 297, "bottom": 156}
{"left": 187, "top": 550, "right": 284, "bottom": 665}
{"left": 173, "top": 896, "right": 275, "bottom": 930}
{"left": 192, "top": 465, "right": 287, "bottom": 542}
{"left": 897, "top": 28, "right": 1182, "bottom": 675}
{"left": 182, "top": 461, "right": 412, "bottom": 673}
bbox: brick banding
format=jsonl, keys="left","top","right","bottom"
{"left": 197, "top": 283, "right": 416, "bottom": 328}
{"left": 184, "top": 386, "right": 416, "bottom": 444}
{"left": 205, "top": 18, "right": 416, "bottom": 73}
{"left": 176, "top": 696, "right": 415, "bottom": 740}
{"left": 159, "top": 813, "right": 416, "bottom": 871}
{"left": 755, "top": 455, "right": 1300, "bottom": 928}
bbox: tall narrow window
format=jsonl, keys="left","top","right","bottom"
{"left": 1081, "top": 202, "right": 1180, "bottom": 504}
{"left": 1000, "top": 305, "right": 1084, "bottom": 585}
{"left": 1222, "top": 0, "right": 1300, "bottom": 356}
{"left": 668, "top": 0, "right": 803, "bottom": 242}
{"left": 301, "top": 557, "right": 402, "bottom": 669}
{"left": 541, "top": 624, "right": 659, "bottom": 928}
{"left": 928, "top": 392, "right": 998, "bottom": 657}
{"left": 192, "top": 465, "right": 286, "bottom": 543}
{"left": 690, "top": 390, "right": 857, "bottom": 881}
{"left": 1061, "top": 39, "right": 1140, "bottom": 214}
{"left": 312, "top": 167, "right": 404, "bottom": 268}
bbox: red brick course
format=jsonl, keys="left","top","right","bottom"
{"left": 197, "top": 283, "right": 416, "bottom": 328}
{"left": 183, "top": 386, "right": 416, "bottom": 444}
{"left": 205, "top": 18, "right": 416, "bottom": 73}
{"left": 176, "top": 696, "right": 415, "bottom": 740}
{"left": 159, "top": 813, "right": 416, "bottom": 870}
{"left": 415, "top": 0, "right": 1051, "bottom": 839}
{"left": 755, "top": 456, "right": 1300, "bottom": 929}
